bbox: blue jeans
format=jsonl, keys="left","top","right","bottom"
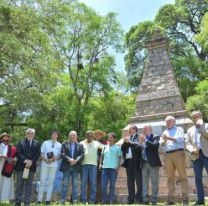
{"left": 193, "top": 152, "right": 208, "bottom": 202}
{"left": 80, "top": 164, "right": 97, "bottom": 203}
{"left": 61, "top": 167, "right": 78, "bottom": 202}
{"left": 101, "top": 168, "right": 117, "bottom": 204}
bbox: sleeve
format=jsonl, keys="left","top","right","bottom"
{"left": 146, "top": 136, "right": 160, "bottom": 150}
{"left": 98, "top": 142, "right": 104, "bottom": 150}
{"left": 41, "top": 141, "right": 46, "bottom": 154}
{"left": 33, "top": 142, "right": 41, "bottom": 162}
{"left": 61, "top": 143, "right": 70, "bottom": 161}
{"left": 76, "top": 144, "right": 84, "bottom": 163}
{"left": 16, "top": 141, "right": 26, "bottom": 163}
{"left": 118, "top": 146, "right": 122, "bottom": 157}
{"left": 174, "top": 127, "right": 185, "bottom": 143}
{"left": 198, "top": 123, "right": 208, "bottom": 139}
{"left": 185, "top": 129, "right": 195, "bottom": 153}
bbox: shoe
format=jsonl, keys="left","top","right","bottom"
{"left": 143, "top": 201, "right": 149, "bottom": 205}
{"left": 46, "top": 201, "right": 50, "bottom": 205}
{"left": 192, "top": 201, "right": 205, "bottom": 205}
{"left": 151, "top": 202, "right": 157, "bottom": 205}
{"left": 72, "top": 200, "right": 77, "bottom": 205}
{"left": 166, "top": 201, "right": 175, "bottom": 205}
{"left": 127, "top": 201, "right": 134, "bottom": 204}
{"left": 36, "top": 201, "right": 41, "bottom": 205}
{"left": 24, "top": 203, "right": 30, "bottom": 206}
{"left": 183, "top": 201, "right": 189, "bottom": 206}
{"left": 15, "top": 203, "right": 21, "bottom": 206}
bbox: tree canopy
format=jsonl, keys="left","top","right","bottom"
{"left": 125, "top": 0, "right": 208, "bottom": 102}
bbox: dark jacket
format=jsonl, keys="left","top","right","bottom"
{"left": 121, "top": 134, "right": 142, "bottom": 168}
{"left": 142, "top": 134, "right": 162, "bottom": 167}
{"left": 60, "top": 142, "right": 84, "bottom": 173}
{"left": 15, "top": 139, "right": 41, "bottom": 172}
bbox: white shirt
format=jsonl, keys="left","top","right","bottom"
{"left": 41, "top": 140, "right": 62, "bottom": 168}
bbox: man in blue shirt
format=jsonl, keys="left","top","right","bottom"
{"left": 160, "top": 116, "right": 189, "bottom": 205}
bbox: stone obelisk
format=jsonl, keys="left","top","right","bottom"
{"left": 124, "top": 31, "right": 192, "bottom": 135}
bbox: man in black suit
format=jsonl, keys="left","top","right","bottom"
{"left": 140, "top": 124, "right": 162, "bottom": 205}
{"left": 60, "top": 131, "right": 84, "bottom": 205}
{"left": 15, "top": 128, "right": 41, "bottom": 206}
{"left": 121, "top": 125, "right": 143, "bottom": 204}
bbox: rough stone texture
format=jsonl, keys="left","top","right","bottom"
{"left": 130, "top": 34, "right": 186, "bottom": 121}
{"left": 119, "top": 31, "right": 208, "bottom": 203}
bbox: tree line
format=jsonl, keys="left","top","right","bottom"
{"left": 0, "top": 0, "right": 207, "bottom": 141}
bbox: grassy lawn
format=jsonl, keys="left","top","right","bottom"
{"left": 0, "top": 202, "right": 208, "bottom": 206}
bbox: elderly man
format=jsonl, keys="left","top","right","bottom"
{"left": 139, "top": 125, "right": 161, "bottom": 205}
{"left": 121, "top": 125, "right": 143, "bottom": 204}
{"left": 160, "top": 116, "right": 189, "bottom": 205}
{"left": 15, "top": 128, "right": 41, "bottom": 206}
{"left": 186, "top": 111, "right": 208, "bottom": 205}
{"left": 60, "top": 131, "right": 84, "bottom": 205}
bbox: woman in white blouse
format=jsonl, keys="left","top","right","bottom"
{"left": 37, "top": 129, "right": 62, "bottom": 205}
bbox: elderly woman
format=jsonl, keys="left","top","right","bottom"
{"left": 0, "top": 132, "right": 16, "bottom": 201}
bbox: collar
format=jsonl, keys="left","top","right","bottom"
{"left": 167, "top": 126, "right": 177, "bottom": 131}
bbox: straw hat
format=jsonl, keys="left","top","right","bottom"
{"left": 0, "top": 132, "right": 11, "bottom": 140}
{"left": 94, "top": 129, "right": 106, "bottom": 137}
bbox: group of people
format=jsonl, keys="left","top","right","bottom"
{"left": 0, "top": 110, "right": 207, "bottom": 206}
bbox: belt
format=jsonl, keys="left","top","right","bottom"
{"left": 166, "top": 148, "right": 184, "bottom": 154}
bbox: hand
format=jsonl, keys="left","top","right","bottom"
{"left": 162, "top": 134, "right": 168, "bottom": 142}
{"left": 192, "top": 148, "right": 199, "bottom": 155}
{"left": 52, "top": 156, "right": 59, "bottom": 161}
{"left": 0, "top": 154, "right": 7, "bottom": 159}
{"left": 70, "top": 159, "right": 77, "bottom": 166}
{"left": 196, "top": 119, "right": 203, "bottom": 128}
{"left": 99, "top": 164, "right": 103, "bottom": 170}
{"left": 139, "top": 134, "right": 145, "bottom": 143}
{"left": 24, "top": 159, "right": 32, "bottom": 168}
{"left": 123, "top": 136, "right": 130, "bottom": 143}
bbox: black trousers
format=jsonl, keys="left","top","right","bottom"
{"left": 126, "top": 160, "right": 142, "bottom": 203}
{"left": 15, "top": 170, "right": 35, "bottom": 204}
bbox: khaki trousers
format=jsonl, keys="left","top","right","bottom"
{"left": 165, "top": 150, "right": 189, "bottom": 202}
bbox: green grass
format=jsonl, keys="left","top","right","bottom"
{"left": 0, "top": 202, "right": 208, "bottom": 206}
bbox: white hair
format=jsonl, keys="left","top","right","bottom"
{"left": 165, "top": 115, "right": 175, "bottom": 121}
{"left": 191, "top": 111, "right": 202, "bottom": 117}
{"left": 69, "top": 131, "right": 77, "bottom": 136}
{"left": 26, "top": 128, "right": 35, "bottom": 134}
{"left": 143, "top": 124, "right": 152, "bottom": 130}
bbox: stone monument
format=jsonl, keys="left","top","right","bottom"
{"left": 115, "top": 31, "right": 208, "bottom": 203}
{"left": 124, "top": 30, "right": 192, "bottom": 135}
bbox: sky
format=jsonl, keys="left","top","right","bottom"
{"left": 79, "top": 0, "right": 175, "bottom": 71}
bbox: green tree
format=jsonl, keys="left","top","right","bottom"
{"left": 125, "top": 0, "right": 208, "bottom": 101}
{"left": 39, "top": 0, "right": 123, "bottom": 134}
{"left": 186, "top": 79, "right": 208, "bottom": 121}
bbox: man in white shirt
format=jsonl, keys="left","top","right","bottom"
{"left": 186, "top": 111, "right": 208, "bottom": 205}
